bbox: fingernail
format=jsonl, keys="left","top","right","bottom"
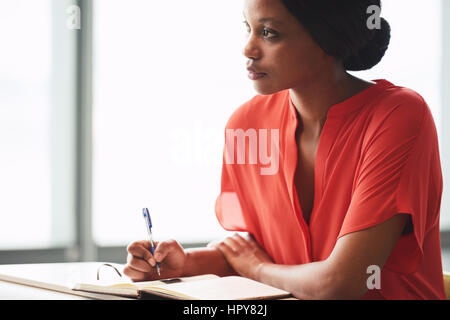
{"left": 154, "top": 253, "right": 161, "bottom": 261}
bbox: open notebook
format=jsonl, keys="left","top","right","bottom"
{"left": 72, "top": 274, "right": 292, "bottom": 300}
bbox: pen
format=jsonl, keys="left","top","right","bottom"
{"left": 142, "top": 208, "right": 161, "bottom": 276}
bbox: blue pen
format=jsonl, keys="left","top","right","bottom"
{"left": 142, "top": 208, "right": 161, "bottom": 276}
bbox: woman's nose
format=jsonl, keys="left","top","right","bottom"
{"left": 242, "top": 35, "right": 261, "bottom": 60}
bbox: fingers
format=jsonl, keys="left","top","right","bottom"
{"left": 153, "top": 239, "right": 177, "bottom": 262}
{"left": 240, "top": 233, "right": 259, "bottom": 248}
{"left": 215, "top": 240, "right": 234, "bottom": 258}
{"left": 225, "top": 232, "right": 252, "bottom": 249}
{"left": 214, "top": 234, "right": 242, "bottom": 256}
{"left": 224, "top": 237, "right": 240, "bottom": 252}
{"left": 124, "top": 239, "right": 184, "bottom": 281}
{"left": 124, "top": 240, "right": 163, "bottom": 281}
{"left": 127, "top": 240, "right": 159, "bottom": 265}
{"left": 124, "top": 240, "right": 159, "bottom": 281}
{"left": 123, "top": 265, "right": 151, "bottom": 281}
{"left": 126, "top": 254, "right": 152, "bottom": 272}
{"left": 206, "top": 240, "right": 220, "bottom": 248}
{"left": 233, "top": 232, "right": 259, "bottom": 248}
{"left": 213, "top": 232, "right": 258, "bottom": 255}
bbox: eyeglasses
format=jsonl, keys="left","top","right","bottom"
{"left": 96, "top": 263, "right": 123, "bottom": 281}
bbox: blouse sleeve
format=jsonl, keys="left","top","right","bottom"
{"left": 337, "top": 93, "right": 443, "bottom": 274}
{"left": 214, "top": 127, "right": 250, "bottom": 232}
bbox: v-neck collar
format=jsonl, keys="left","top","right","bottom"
{"left": 287, "top": 79, "right": 393, "bottom": 120}
{"left": 282, "top": 79, "right": 392, "bottom": 261}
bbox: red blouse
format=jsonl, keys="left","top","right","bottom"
{"left": 215, "top": 79, "right": 446, "bottom": 299}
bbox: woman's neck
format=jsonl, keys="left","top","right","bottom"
{"left": 289, "top": 67, "right": 374, "bottom": 139}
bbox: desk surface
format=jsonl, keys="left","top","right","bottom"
{"left": 0, "top": 280, "right": 90, "bottom": 300}
{"left": 0, "top": 262, "right": 297, "bottom": 300}
{"left": 0, "top": 262, "right": 131, "bottom": 300}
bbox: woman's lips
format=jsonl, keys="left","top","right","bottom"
{"left": 247, "top": 69, "right": 267, "bottom": 80}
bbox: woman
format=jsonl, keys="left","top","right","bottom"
{"left": 124, "top": 0, "right": 446, "bottom": 299}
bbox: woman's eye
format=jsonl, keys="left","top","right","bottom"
{"left": 262, "top": 29, "right": 277, "bottom": 38}
{"left": 242, "top": 21, "right": 250, "bottom": 33}
{"left": 242, "top": 21, "right": 277, "bottom": 39}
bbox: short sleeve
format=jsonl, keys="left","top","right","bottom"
{"left": 337, "top": 93, "right": 442, "bottom": 274}
{"left": 214, "top": 128, "right": 250, "bottom": 232}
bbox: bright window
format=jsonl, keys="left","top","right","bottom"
{"left": 92, "top": 0, "right": 253, "bottom": 245}
{"left": 0, "top": 1, "right": 54, "bottom": 249}
{"left": 92, "top": 0, "right": 447, "bottom": 247}
{"left": 0, "top": 0, "right": 77, "bottom": 250}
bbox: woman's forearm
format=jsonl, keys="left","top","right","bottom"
{"left": 255, "top": 260, "right": 339, "bottom": 300}
{"left": 180, "top": 246, "right": 354, "bottom": 299}
{"left": 182, "top": 246, "right": 238, "bottom": 277}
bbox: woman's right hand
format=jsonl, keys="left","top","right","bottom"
{"left": 123, "top": 239, "right": 187, "bottom": 281}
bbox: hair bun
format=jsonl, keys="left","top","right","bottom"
{"left": 343, "top": 17, "right": 391, "bottom": 71}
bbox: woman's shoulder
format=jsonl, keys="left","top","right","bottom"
{"left": 367, "top": 80, "right": 432, "bottom": 131}
{"left": 359, "top": 80, "right": 440, "bottom": 157}
{"left": 225, "top": 90, "right": 287, "bottom": 129}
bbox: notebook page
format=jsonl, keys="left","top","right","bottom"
{"left": 136, "top": 274, "right": 219, "bottom": 289}
{"left": 141, "top": 276, "right": 291, "bottom": 300}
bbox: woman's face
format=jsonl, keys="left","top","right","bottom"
{"left": 243, "top": 0, "right": 332, "bottom": 95}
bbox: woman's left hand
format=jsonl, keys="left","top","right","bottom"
{"left": 207, "top": 233, "right": 274, "bottom": 281}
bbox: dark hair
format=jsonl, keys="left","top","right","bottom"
{"left": 281, "top": 0, "right": 391, "bottom": 71}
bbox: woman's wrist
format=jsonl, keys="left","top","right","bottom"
{"left": 254, "top": 262, "right": 270, "bottom": 282}
{"left": 180, "top": 249, "right": 194, "bottom": 277}
{"left": 181, "top": 246, "right": 237, "bottom": 277}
